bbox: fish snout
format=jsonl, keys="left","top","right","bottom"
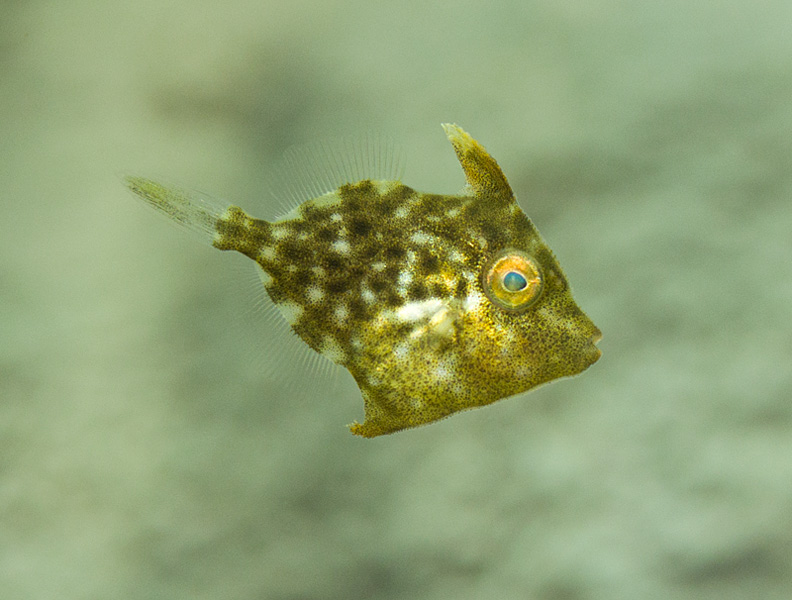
{"left": 587, "top": 325, "right": 603, "bottom": 363}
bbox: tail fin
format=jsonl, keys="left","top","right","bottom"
{"left": 125, "top": 176, "right": 230, "bottom": 244}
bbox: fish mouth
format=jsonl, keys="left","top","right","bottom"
{"left": 567, "top": 328, "right": 603, "bottom": 372}
{"left": 590, "top": 327, "right": 603, "bottom": 361}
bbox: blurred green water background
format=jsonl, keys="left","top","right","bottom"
{"left": 2, "top": 1, "right": 792, "bottom": 598}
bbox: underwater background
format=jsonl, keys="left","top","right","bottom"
{"left": 2, "top": 0, "right": 791, "bottom": 598}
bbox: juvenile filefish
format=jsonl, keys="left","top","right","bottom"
{"left": 126, "top": 124, "right": 601, "bottom": 437}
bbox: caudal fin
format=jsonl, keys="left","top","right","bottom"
{"left": 125, "top": 176, "right": 230, "bottom": 244}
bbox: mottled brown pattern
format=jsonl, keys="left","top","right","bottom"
{"left": 127, "top": 124, "right": 601, "bottom": 437}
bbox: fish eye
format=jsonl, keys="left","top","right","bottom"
{"left": 483, "top": 249, "right": 543, "bottom": 312}
{"left": 502, "top": 271, "right": 527, "bottom": 291}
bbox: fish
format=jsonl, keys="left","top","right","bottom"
{"left": 126, "top": 124, "right": 601, "bottom": 438}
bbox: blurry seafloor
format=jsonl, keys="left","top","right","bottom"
{"left": 2, "top": 1, "right": 792, "bottom": 599}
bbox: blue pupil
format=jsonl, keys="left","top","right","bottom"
{"left": 503, "top": 271, "right": 527, "bottom": 292}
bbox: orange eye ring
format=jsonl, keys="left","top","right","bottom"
{"left": 483, "top": 249, "right": 543, "bottom": 312}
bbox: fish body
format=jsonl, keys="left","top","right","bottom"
{"left": 127, "top": 124, "right": 601, "bottom": 437}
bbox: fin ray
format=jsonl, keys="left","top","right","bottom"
{"left": 272, "top": 131, "right": 405, "bottom": 219}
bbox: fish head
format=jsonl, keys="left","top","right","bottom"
{"left": 438, "top": 123, "right": 601, "bottom": 401}
{"left": 462, "top": 240, "right": 602, "bottom": 402}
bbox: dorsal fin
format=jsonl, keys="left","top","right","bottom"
{"left": 271, "top": 131, "right": 405, "bottom": 219}
{"left": 441, "top": 123, "right": 514, "bottom": 201}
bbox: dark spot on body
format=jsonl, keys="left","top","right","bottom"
{"left": 293, "top": 267, "right": 314, "bottom": 289}
{"left": 288, "top": 219, "right": 309, "bottom": 234}
{"left": 355, "top": 179, "right": 375, "bottom": 194}
{"left": 326, "top": 278, "right": 348, "bottom": 294}
{"left": 418, "top": 253, "right": 439, "bottom": 273}
{"left": 407, "top": 282, "right": 429, "bottom": 300}
{"left": 277, "top": 238, "right": 308, "bottom": 264}
{"left": 382, "top": 184, "right": 415, "bottom": 204}
{"left": 338, "top": 180, "right": 375, "bottom": 213}
{"left": 324, "top": 255, "right": 344, "bottom": 271}
{"left": 455, "top": 279, "right": 468, "bottom": 297}
{"left": 300, "top": 204, "right": 331, "bottom": 223}
{"left": 383, "top": 291, "right": 402, "bottom": 308}
{"left": 317, "top": 226, "right": 339, "bottom": 242}
{"left": 477, "top": 218, "right": 508, "bottom": 248}
{"left": 372, "top": 195, "right": 397, "bottom": 216}
{"left": 348, "top": 298, "right": 369, "bottom": 320}
{"left": 347, "top": 264, "right": 366, "bottom": 280}
{"left": 349, "top": 217, "right": 372, "bottom": 237}
{"left": 213, "top": 211, "right": 274, "bottom": 260}
{"left": 369, "top": 275, "right": 388, "bottom": 293}
{"left": 248, "top": 218, "right": 272, "bottom": 241}
{"left": 384, "top": 244, "right": 405, "bottom": 260}
{"left": 383, "top": 264, "right": 401, "bottom": 280}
